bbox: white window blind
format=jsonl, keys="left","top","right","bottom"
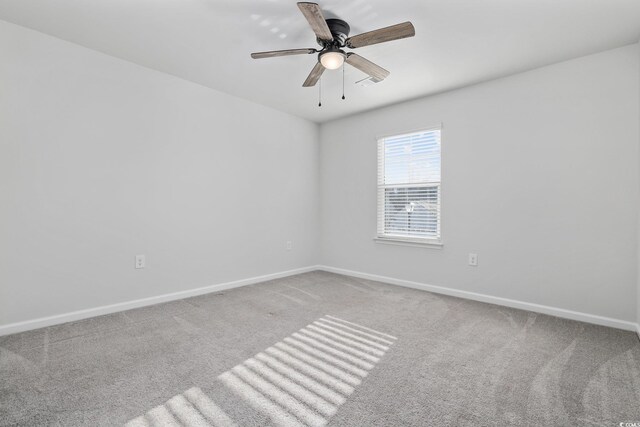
{"left": 377, "top": 128, "right": 441, "bottom": 243}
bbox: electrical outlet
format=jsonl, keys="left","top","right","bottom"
{"left": 286, "top": 241, "right": 292, "bottom": 251}
{"left": 135, "top": 254, "right": 146, "bottom": 269}
{"left": 468, "top": 253, "right": 478, "bottom": 267}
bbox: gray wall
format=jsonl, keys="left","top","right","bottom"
{"left": 320, "top": 45, "right": 639, "bottom": 323}
{"left": 0, "top": 21, "right": 320, "bottom": 326}
{"left": 2, "top": 19, "right": 639, "bottom": 331}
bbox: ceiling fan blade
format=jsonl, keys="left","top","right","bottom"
{"left": 302, "top": 62, "right": 325, "bottom": 87}
{"left": 345, "top": 53, "right": 390, "bottom": 82}
{"left": 346, "top": 22, "right": 415, "bottom": 48}
{"left": 251, "top": 48, "right": 317, "bottom": 59}
{"left": 297, "top": 2, "right": 333, "bottom": 41}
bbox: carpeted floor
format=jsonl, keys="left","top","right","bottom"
{"left": 1, "top": 271, "right": 639, "bottom": 426}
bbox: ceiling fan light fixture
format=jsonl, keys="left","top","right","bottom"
{"left": 319, "top": 50, "right": 346, "bottom": 70}
{"left": 250, "top": 3, "right": 416, "bottom": 89}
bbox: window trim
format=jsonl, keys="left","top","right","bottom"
{"left": 376, "top": 125, "right": 443, "bottom": 246}
{"left": 373, "top": 236, "right": 444, "bottom": 249}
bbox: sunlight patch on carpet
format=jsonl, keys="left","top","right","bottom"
{"left": 125, "top": 315, "right": 395, "bottom": 427}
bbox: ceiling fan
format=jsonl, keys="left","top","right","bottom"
{"left": 250, "top": 2, "right": 415, "bottom": 87}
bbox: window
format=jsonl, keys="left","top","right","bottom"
{"left": 377, "top": 127, "right": 442, "bottom": 244}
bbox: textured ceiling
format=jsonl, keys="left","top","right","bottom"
{"left": 1, "top": 0, "right": 639, "bottom": 123}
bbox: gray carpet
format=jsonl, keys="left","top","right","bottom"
{"left": 1, "top": 271, "right": 639, "bottom": 426}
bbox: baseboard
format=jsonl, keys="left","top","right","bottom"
{"left": 3, "top": 265, "right": 637, "bottom": 337}
{"left": 0, "top": 265, "right": 320, "bottom": 337}
{"left": 318, "top": 265, "right": 639, "bottom": 332}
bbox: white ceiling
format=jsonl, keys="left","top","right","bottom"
{"left": 1, "top": 0, "right": 639, "bottom": 123}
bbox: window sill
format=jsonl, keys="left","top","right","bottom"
{"left": 373, "top": 237, "right": 443, "bottom": 249}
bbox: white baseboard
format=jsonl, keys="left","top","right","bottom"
{"left": 318, "top": 265, "right": 639, "bottom": 332}
{"left": 3, "top": 264, "right": 638, "bottom": 337}
{"left": 0, "top": 265, "right": 319, "bottom": 337}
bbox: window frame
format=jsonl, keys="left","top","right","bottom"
{"left": 375, "top": 126, "right": 443, "bottom": 248}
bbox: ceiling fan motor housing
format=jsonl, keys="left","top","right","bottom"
{"left": 324, "top": 18, "right": 350, "bottom": 46}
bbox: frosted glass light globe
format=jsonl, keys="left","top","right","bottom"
{"left": 320, "top": 51, "right": 345, "bottom": 70}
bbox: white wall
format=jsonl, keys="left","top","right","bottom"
{"left": 2, "top": 19, "right": 638, "bottom": 332}
{"left": 0, "top": 21, "right": 320, "bottom": 327}
{"left": 320, "top": 45, "right": 639, "bottom": 323}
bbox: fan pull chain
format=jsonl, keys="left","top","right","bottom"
{"left": 318, "top": 76, "right": 322, "bottom": 107}
{"left": 342, "top": 64, "right": 346, "bottom": 100}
